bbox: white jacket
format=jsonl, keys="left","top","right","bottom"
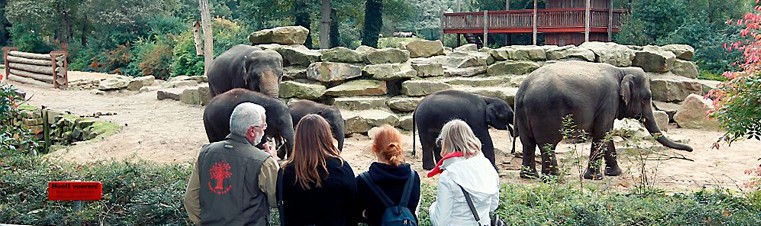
{"left": 429, "top": 153, "right": 500, "bottom": 226}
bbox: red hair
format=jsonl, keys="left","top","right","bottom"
{"left": 372, "top": 124, "right": 405, "bottom": 166}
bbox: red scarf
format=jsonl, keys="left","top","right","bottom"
{"left": 426, "top": 152, "right": 465, "bottom": 178}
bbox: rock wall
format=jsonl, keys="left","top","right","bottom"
{"left": 14, "top": 106, "right": 121, "bottom": 145}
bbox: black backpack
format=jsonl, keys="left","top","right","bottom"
{"left": 359, "top": 170, "right": 418, "bottom": 226}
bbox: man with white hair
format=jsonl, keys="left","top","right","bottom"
{"left": 184, "top": 102, "right": 279, "bottom": 226}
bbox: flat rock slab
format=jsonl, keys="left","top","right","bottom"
{"left": 333, "top": 97, "right": 389, "bottom": 111}
{"left": 157, "top": 88, "right": 184, "bottom": 101}
{"left": 325, "top": 80, "right": 387, "bottom": 96}
{"left": 387, "top": 97, "right": 423, "bottom": 112}
{"left": 341, "top": 109, "right": 400, "bottom": 134}
{"left": 401, "top": 80, "right": 452, "bottom": 97}
{"left": 648, "top": 73, "right": 705, "bottom": 103}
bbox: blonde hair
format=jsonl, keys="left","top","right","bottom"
{"left": 372, "top": 124, "right": 405, "bottom": 166}
{"left": 438, "top": 119, "right": 482, "bottom": 157}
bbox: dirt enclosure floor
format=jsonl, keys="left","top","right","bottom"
{"left": 4, "top": 71, "right": 761, "bottom": 193}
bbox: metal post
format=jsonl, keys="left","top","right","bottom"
{"left": 532, "top": 0, "right": 537, "bottom": 45}
{"left": 42, "top": 109, "right": 50, "bottom": 154}
{"left": 483, "top": 10, "right": 488, "bottom": 48}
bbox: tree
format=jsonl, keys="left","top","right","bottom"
{"left": 198, "top": 0, "right": 213, "bottom": 77}
{"left": 362, "top": 0, "right": 382, "bottom": 47}
{"left": 329, "top": 8, "right": 340, "bottom": 47}
{"left": 294, "top": 0, "right": 313, "bottom": 48}
{"left": 708, "top": 5, "right": 761, "bottom": 145}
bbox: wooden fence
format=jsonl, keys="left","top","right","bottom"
{"left": 2, "top": 47, "right": 68, "bottom": 89}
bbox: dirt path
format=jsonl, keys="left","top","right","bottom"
{"left": 4, "top": 72, "right": 760, "bottom": 193}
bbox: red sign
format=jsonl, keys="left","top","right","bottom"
{"left": 48, "top": 181, "right": 103, "bottom": 201}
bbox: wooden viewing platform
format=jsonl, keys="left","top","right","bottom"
{"left": 442, "top": 0, "right": 625, "bottom": 46}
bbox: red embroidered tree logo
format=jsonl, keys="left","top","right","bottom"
{"left": 207, "top": 160, "right": 232, "bottom": 195}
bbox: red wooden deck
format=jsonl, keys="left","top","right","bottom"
{"left": 442, "top": 8, "right": 625, "bottom": 34}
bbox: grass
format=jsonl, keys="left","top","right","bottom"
{"left": 1, "top": 153, "right": 760, "bottom": 225}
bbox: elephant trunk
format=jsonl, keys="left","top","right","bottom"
{"left": 283, "top": 127, "right": 295, "bottom": 158}
{"left": 642, "top": 104, "right": 693, "bottom": 152}
{"left": 257, "top": 69, "right": 281, "bottom": 98}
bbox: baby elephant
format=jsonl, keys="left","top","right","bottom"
{"left": 288, "top": 100, "right": 346, "bottom": 151}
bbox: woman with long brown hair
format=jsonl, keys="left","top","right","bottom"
{"left": 279, "top": 114, "right": 357, "bottom": 226}
{"left": 355, "top": 124, "right": 421, "bottom": 225}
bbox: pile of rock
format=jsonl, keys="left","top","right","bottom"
{"left": 16, "top": 107, "right": 120, "bottom": 145}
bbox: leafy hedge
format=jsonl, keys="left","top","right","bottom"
{"left": 1, "top": 153, "right": 760, "bottom": 225}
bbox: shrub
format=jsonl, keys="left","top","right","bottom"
{"left": 125, "top": 37, "right": 176, "bottom": 79}
{"left": 0, "top": 84, "right": 40, "bottom": 156}
{"left": 7, "top": 23, "right": 53, "bottom": 53}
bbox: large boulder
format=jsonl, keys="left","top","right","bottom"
{"left": 157, "top": 88, "right": 183, "bottom": 101}
{"left": 507, "top": 45, "right": 547, "bottom": 61}
{"left": 162, "top": 80, "right": 198, "bottom": 89}
{"left": 325, "top": 80, "right": 387, "bottom": 96}
{"left": 180, "top": 86, "right": 202, "bottom": 105}
{"left": 306, "top": 62, "right": 362, "bottom": 82}
{"left": 275, "top": 45, "right": 321, "bottom": 66}
{"left": 365, "top": 48, "right": 410, "bottom": 64}
{"left": 612, "top": 118, "right": 649, "bottom": 138}
{"left": 355, "top": 45, "right": 376, "bottom": 53}
{"left": 648, "top": 73, "right": 704, "bottom": 102}
{"left": 283, "top": 66, "right": 308, "bottom": 80}
{"left": 321, "top": 47, "right": 363, "bottom": 63}
{"left": 632, "top": 46, "right": 676, "bottom": 73}
{"left": 454, "top": 44, "right": 478, "bottom": 52}
{"left": 579, "top": 42, "right": 635, "bottom": 67}
{"left": 546, "top": 45, "right": 596, "bottom": 61}
{"left": 334, "top": 97, "right": 389, "bottom": 111}
{"left": 279, "top": 80, "right": 326, "bottom": 100}
{"left": 653, "top": 101, "right": 681, "bottom": 122}
{"left": 673, "top": 94, "right": 720, "bottom": 130}
{"left": 671, "top": 59, "right": 699, "bottom": 79}
{"left": 248, "top": 26, "right": 309, "bottom": 45}
{"left": 401, "top": 80, "right": 452, "bottom": 97}
{"left": 98, "top": 77, "right": 130, "bottom": 91}
{"left": 411, "top": 63, "right": 445, "bottom": 77}
{"left": 399, "top": 115, "right": 414, "bottom": 131}
{"left": 342, "top": 110, "right": 400, "bottom": 134}
{"left": 661, "top": 44, "right": 695, "bottom": 60}
{"left": 653, "top": 110, "right": 670, "bottom": 132}
{"left": 444, "top": 67, "right": 487, "bottom": 77}
{"left": 198, "top": 84, "right": 212, "bottom": 106}
{"left": 486, "top": 61, "right": 541, "bottom": 76}
{"left": 405, "top": 40, "right": 445, "bottom": 58}
{"left": 386, "top": 97, "right": 423, "bottom": 112}
{"left": 127, "top": 76, "right": 155, "bottom": 91}
{"left": 363, "top": 64, "right": 417, "bottom": 81}
{"left": 486, "top": 48, "right": 510, "bottom": 61}
{"left": 448, "top": 51, "right": 495, "bottom": 67}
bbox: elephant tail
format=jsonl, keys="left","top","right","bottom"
{"left": 412, "top": 110, "right": 417, "bottom": 157}
{"left": 510, "top": 106, "right": 519, "bottom": 155}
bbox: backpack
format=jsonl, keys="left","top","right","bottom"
{"left": 359, "top": 170, "right": 418, "bottom": 226}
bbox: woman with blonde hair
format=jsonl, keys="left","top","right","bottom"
{"left": 279, "top": 114, "right": 357, "bottom": 226}
{"left": 428, "top": 119, "right": 500, "bottom": 226}
{"left": 355, "top": 124, "right": 421, "bottom": 225}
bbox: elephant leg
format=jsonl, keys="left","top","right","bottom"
{"left": 474, "top": 128, "right": 497, "bottom": 170}
{"left": 420, "top": 130, "right": 439, "bottom": 170}
{"left": 537, "top": 142, "right": 559, "bottom": 176}
{"left": 519, "top": 136, "right": 539, "bottom": 179}
{"left": 604, "top": 140, "right": 622, "bottom": 176}
{"left": 583, "top": 139, "right": 607, "bottom": 180}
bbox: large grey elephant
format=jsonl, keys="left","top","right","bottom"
{"left": 413, "top": 90, "right": 514, "bottom": 170}
{"left": 288, "top": 100, "right": 345, "bottom": 151}
{"left": 514, "top": 61, "right": 693, "bottom": 180}
{"left": 203, "top": 88, "right": 295, "bottom": 159}
{"left": 207, "top": 44, "right": 284, "bottom": 98}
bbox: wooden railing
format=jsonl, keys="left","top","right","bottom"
{"left": 443, "top": 8, "right": 625, "bottom": 33}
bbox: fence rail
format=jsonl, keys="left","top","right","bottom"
{"left": 3, "top": 47, "right": 68, "bottom": 89}
{"left": 443, "top": 8, "right": 624, "bottom": 33}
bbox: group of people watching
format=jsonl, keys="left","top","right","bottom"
{"left": 184, "top": 103, "right": 501, "bottom": 226}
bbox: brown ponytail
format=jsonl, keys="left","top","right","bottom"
{"left": 372, "top": 125, "right": 406, "bottom": 166}
{"left": 383, "top": 143, "right": 405, "bottom": 166}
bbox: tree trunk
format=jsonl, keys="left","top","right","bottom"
{"left": 80, "top": 16, "right": 88, "bottom": 46}
{"left": 319, "top": 0, "right": 331, "bottom": 49}
{"left": 294, "top": 0, "right": 312, "bottom": 49}
{"left": 199, "top": 0, "right": 214, "bottom": 77}
{"left": 329, "top": 8, "right": 340, "bottom": 48}
{"left": 362, "top": 0, "right": 383, "bottom": 48}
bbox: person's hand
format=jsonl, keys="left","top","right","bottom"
{"left": 262, "top": 141, "right": 280, "bottom": 160}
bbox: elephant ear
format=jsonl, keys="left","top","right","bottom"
{"left": 620, "top": 74, "right": 635, "bottom": 106}
{"left": 485, "top": 103, "right": 498, "bottom": 125}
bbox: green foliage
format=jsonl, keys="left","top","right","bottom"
{"left": 125, "top": 37, "right": 176, "bottom": 79}
{"left": 699, "top": 71, "right": 729, "bottom": 82}
{"left": 170, "top": 18, "right": 249, "bottom": 77}
{"left": 0, "top": 155, "right": 192, "bottom": 225}
{"left": 7, "top": 23, "right": 54, "bottom": 53}
{"left": 0, "top": 84, "right": 40, "bottom": 156}
{"left": 362, "top": 0, "right": 383, "bottom": 48}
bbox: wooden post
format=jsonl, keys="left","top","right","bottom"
{"left": 608, "top": 0, "right": 614, "bottom": 41}
{"left": 483, "top": 10, "right": 488, "bottom": 47}
{"left": 198, "top": 0, "right": 214, "bottom": 77}
{"left": 193, "top": 21, "right": 203, "bottom": 56}
{"left": 532, "top": 0, "right": 537, "bottom": 45}
{"left": 319, "top": 0, "right": 331, "bottom": 49}
{"left": 585, "top": 0, "right": 591, "bottom": 42}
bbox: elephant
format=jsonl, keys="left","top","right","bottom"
{"left": 514, "top": 61, "right": 693, "bottom": 180}
{"left": 203, "top": 88, "right": 294, "bottom": 159}
{"left": 288, "top": 100, "right": 345, "bottom": 152}
{"left": 207, "top": 44, "right": 284, "bottom": 98}
{"left": 413, "top": 89, "right": 514, "bottom": 170}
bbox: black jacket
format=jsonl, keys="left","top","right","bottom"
{"left": 281, "top": 156, "right": 357, "bottom": 226}
{"left": 355, "top": 162, "right": 421, "bottom": 226}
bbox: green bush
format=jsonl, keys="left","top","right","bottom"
{"left": 125, "top": 37, "right": 176, "bottom": 79}
{"left": 0, "top": 84, "right": 40, "bottom": 156}
{"left": 170, "top": 18, "right": 250, "bottom": 78}
{"left": 7, "top": 23, "right": 53, "bottom": 53}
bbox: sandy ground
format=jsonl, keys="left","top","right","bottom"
{"left": 3, "top": 71, "right": 760, "bottom": 193}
